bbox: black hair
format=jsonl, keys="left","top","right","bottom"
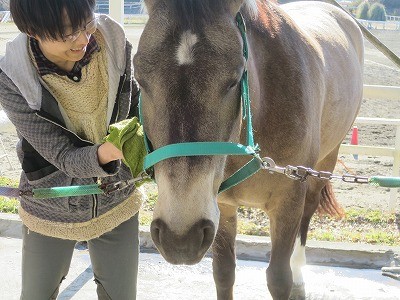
{"left": 10, "top": 0, "right": 96, "bottom": 40}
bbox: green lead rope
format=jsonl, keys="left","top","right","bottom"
{"left": 369, "top": 176, "right": 400, "bottom": 188}
{"left": 27, "top": 175, "right": 399, "bottom": 199}
{"left": 16, "top": 174, "right": 399, "bottom": 199}
{"left": 32, "top": 184, "right": 104, "bottom": 199}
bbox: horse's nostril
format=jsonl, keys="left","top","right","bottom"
{"left": 203, "top": 225, "right": 214, "bottom": 236}
{"left": 150, "top": 218, "right": 216, "bottom": 264}
{"left": 153, "top": 227, "right": 160, "bottom": 244}
{"left": 150, "top": 219, "right": 162, "bottom": 246}
{"left": 200, "top": 222, "right": 215, "bottom": 250}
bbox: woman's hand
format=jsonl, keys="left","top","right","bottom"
{"left": 97, "top": 142, "right": 124, "bottom": 165}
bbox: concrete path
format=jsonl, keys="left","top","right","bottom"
{"left": 1, "top": 236, "right": 400, "bottom": 300}
{"left": 1, "top": 213, "right": 400, "bottom": 270}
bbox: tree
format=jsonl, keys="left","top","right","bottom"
{"left": 356, "top": 1, "right": 370, "bottom": 19}
{"left": 368, "top": 2, "right": 387, "bottom": 20}
{"left": 380, "top": 0, "right": 400, "bottom": 10}
{"left": 380, "top": 0, "right": 400, "bottom": 15}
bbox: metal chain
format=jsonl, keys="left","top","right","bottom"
{"left": 257, "top": 156, "right": 369, "bottom": 184}
{"left": 101, "top": 171, "right": 151, "bottom": 194}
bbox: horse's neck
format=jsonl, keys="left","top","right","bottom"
{"left": 244, "top": 2, "right": 290, "bottom": 47}
{"left": 239, "top": 3, "right": 306, "bottom": 144}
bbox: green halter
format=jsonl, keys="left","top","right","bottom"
{"left": 139, "top": 13, "right": 263, "bottom": 193}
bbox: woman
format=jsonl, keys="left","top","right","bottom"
{"left": 0, "top": 0, "right": 142, "bottom": 299}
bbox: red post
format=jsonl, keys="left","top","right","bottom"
{"left": 351, "top": 126, "right": 359, "bottom": 160}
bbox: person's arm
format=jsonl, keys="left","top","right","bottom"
{"left": 97, "top": 141, "right": 123, "bottom": 165}
{"left": 0, "top": 73, "right": 120, "bottom": 178}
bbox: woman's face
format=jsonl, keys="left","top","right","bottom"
{"left": 34, "top": 15, "right": 97, "bottom": 71}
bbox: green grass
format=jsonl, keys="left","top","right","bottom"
{"left": 345, "top": 208, "right": 395, "bottom": 224}
{"left": 237, "top": 219, "right": 270, "bottom": 236}
{"left": 0, "top": 176, "right": 19, "bottom": 214}
{"left": 306, "top": 210, "right": 399, "bottom": 246}
{"left": 1, "top": 178, "right": 398, "bottom": 245}
{"left": 0, "top": 197, "right": 19, "bottom": 214}
{"left": 307, "top": 228, "right": 399, "bottom": 245}
{"left": 308, "top": 230, "right": 336, "bottom": 242}
{"left": 237, "top": 206, "right": 400, "bottom": 246}
{"left": 146, "top": 190, "right": 157, "bottom": 208}
{"left": 364, "top": 230, "right": 398, "bottom": 245}
{"left": 0, "top": 177, "right": 18, "bottom": 187}
{"left": 139, "top": 210, "right": 153, "bottom": 226}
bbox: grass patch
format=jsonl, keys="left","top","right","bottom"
{"left": 345, "top": 208, "right": 395, "bottom": 224}
{"left": 139, "top": 210, "right": 152, "bottom": 226}
{"left": 308, "top": 230, "right": 336, "bottom": 242}
{"left": 364, "top": 230, "right": 398, "bottom": 245}
{"left": 238, "top": 206, "right": 400, "bottom": 246}
{"left": 0, "top": 197, "right": 19, "bottom": 214}
{"left": 237, "top": 219, "right": 270, "bottom": 236}
{"left": 0, "top": 176, "right": 18, "bottom": 187}
{"left": 307, "top": 209, "right": 399, "bottom": 246}
{"left": 1, "top": 179, "right": 398, "bottom": 246}
{"left": 0, "top": 176, "right": 19, "bottom": 214}
{"left": 307, "top": 228, "right": 399, "bottom": 245}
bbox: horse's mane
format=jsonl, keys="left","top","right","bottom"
{"left": 164, "top": 0, "right": 259, "bottom": 29}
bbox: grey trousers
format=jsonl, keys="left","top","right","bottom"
{"left": 20, "top": 214, "right": 139, "bottom": 300}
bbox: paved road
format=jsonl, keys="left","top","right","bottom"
{"left": 1, "top": 237, "right": 399, "bottom": 300}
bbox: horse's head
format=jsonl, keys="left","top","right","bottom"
{"left": 134, "top": 0, "right": 256, "bottom": 264}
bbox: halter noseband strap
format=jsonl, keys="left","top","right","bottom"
{"left": 139, "top": 12, "right": 262, "bottom": 193}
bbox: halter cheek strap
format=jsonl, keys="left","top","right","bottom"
{"left": 139, "top": 13, "right": 263, "bottom": 193}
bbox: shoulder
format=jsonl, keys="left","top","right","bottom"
{"left": 97, "top": 15, "right": 129, "bottom": 74}
{"left": 0, "top": 34, "right": 42, "bottom": 108}
{"left": 0, "top": 69, "right": 20, "bottom": 94}
{"left": 97, "top": 14, "right": 127, "bottom": 45}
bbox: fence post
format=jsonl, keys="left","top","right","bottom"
{"left": 339, "top": 85, "right": 399, "bottom": 213}
{"left": 109, "top": 0, "right": 124, "bottom": 25}
{"left": 389, "top": 125, "right": 400, "bottom": 212}
{"left": 0, "top": 11, "right": 10, "bottom": 23}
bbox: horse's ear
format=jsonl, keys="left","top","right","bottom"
{"left": 228, "top": 0, "right": 246, "bottom": 15}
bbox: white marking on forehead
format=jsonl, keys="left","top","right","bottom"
{"left": 176, "top": 31, "right": 198, "bottom": 65}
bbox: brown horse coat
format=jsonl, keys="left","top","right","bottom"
{"left": 135, "top": 1, "right": 363, "bottom": 299}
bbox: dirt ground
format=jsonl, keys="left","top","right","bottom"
{"left": 0, "top": 24, "right": 399, "bottom": 212}
{"left": 334, "top": 29, "right": 400, "bottom": 212}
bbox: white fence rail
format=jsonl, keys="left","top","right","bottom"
{"left": 340, "top": 85, "right": 400, "bottom": 212}
{"left": 357, "top": 18, "right": 400, "bottom": 30}
{"left": 0, "top": 11, "right": 11, "bottom": 23}
{"left": 387, "top": 15, "right": 400, "bottom": 22}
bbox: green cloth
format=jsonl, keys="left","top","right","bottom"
{"left": 104, "top": 117, "right": 147, "bottom": 179}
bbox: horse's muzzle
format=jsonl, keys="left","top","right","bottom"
{"left": 150, "top": 218, "right": 215, "bottom": 265}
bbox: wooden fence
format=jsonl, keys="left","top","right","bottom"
{"left": 340, "top": 85, "right": 400, "bottom": 212}
{"left": 357, "top": 18, "right": 400, "bottom": 30}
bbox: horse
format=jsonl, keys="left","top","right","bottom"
{"left": 134, "top": 0, "right": 364, "bottom": 298}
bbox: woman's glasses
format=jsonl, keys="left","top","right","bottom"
{"left": 62, "top": 17, "right": 98, "bottom": 42}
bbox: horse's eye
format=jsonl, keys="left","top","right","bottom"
{"left": 134, "top": 72, "right": 147, "bottom": 90}
{"left": 135, "top": 78, "right": 144, "bottom": 88}
{"left": 227, "top": 80, "right": 239, "bottom": 90}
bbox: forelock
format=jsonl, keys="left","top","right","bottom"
{"left": 169, "top": 0, "right": 228, "bottom": 30}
